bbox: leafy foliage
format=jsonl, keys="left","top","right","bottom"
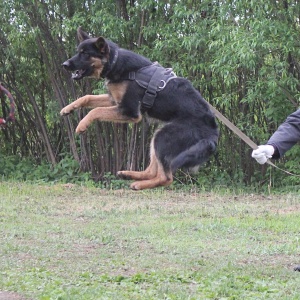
{"left": 0, "top": 155, "right": 88, "bottom": 184}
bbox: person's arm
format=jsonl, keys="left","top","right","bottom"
{"left": 267, "top": 109, "right": 300, "bottom": 158}
{"left": 252, "top": 109, "right": 300, "bottom": 164}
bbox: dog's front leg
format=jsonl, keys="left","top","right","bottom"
{"left": 75, "top": 106, "right": 142, "bottom": 134}
{"left": 60, "top": 94, "right": 112, "bottom": 116}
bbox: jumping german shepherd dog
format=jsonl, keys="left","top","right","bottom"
{"left": 61, "top": 27, "right": 219, "bottom": 190}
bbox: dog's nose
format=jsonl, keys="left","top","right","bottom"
{"left": 62, "top": 60, "right": 71, "bottom": 70}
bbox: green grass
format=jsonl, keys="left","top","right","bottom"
{"left": 0, "top": 182, "right": 300, "bottom": 299}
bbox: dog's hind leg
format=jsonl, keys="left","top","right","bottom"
{"left": 60, "top": 94, "right": 113, "bottom": 116}
{"left": 124, "top": 141, "right": 173, "bottom": 190}
{"left": 117, "top": 159, "right": 158, "bottom": 181}
{"left": 118, "top": 140, "right": 158, "bottom": 181}
{"left": 130, "top": 160, "right": 173, "bottom": 190}
{"left": 118, "top": 137, "right": 173, "bottom": 190}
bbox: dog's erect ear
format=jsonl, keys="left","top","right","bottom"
{"left": 77, "top": 27, "right": 91, "bottom": 43}
{"left": 95, "top": 37, "right": 110, "bottom": 56}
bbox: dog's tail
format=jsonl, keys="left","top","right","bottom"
{"left": 170, "top": 139, "right": 217, "bottom": 173}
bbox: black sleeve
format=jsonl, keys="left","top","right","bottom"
{"left": 267, "top": 109, "right": 300, "bottom": 159}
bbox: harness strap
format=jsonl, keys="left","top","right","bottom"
{"left": 125, "top": 63, "right": 177, "bottom": 111}
{"left": 141, "top": 67, "right": 167, "bottom": 110}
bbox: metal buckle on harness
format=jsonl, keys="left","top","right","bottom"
{"left": 158, "top": 80, "right": 166, "bottom": 89}
{"left": 128, "top": 72, "right": 135, "bottom": 80}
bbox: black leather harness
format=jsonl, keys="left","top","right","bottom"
{"left": 127, "top": 62, "right": 177, "bottom": 111}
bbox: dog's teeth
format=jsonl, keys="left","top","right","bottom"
{"left": 71, "top": 70, "right": 84, "bottom": 80}
{"left": 72, "top": 71, "right": 79, "bottom": 79}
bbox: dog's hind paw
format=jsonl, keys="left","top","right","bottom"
{"left": 294, "top": 265, "right": 300, "bottom": 271}
{"left": 130, "top": 181, "right": 142, "bottom": 190}
{"left": 117, "top": 171, "right": 132, "bottom": 180}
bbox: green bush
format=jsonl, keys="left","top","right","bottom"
{"left": 0, "top": 155, "right": 89, "bottom": 184}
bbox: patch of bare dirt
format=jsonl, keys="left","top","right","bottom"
{"left": 237, "top": 254, "right": 300, "bottom": 270}
{"left": 0, "top": 292, "right": 28, "bottom": 300}
{"left": 272, "top": 205, "right": 300, "bottom": 215}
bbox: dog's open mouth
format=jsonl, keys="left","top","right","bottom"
{"left": 72, "top": 69, "right": 86, "bottom": 80}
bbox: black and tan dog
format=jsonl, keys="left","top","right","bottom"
{"left": 61, "top": 27, "right": 219, "bottom": 190}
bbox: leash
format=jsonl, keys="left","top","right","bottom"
{"left": 0, "top": 83, "right": 16, "bottom": 127}
{"left": 208, "top": 102, "right": 300, "bottom": 178}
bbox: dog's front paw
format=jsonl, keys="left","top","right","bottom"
{"left": 60, "top": 105, "right": 75, "bottom": 116}
{"left": 75, "top": 122, "right": 88, "bottom": 134}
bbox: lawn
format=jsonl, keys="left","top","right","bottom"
{"left": 0, "top": 182, "right": 300, "bottom": 299}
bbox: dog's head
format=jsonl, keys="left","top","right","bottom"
{"left": 62, "top": 27, "right": 111, "bottom": 80}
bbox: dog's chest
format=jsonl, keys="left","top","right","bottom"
{"left": 106, "top": 81, "right": 128, "bottom": 105}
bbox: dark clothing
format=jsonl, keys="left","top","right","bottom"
{"left": 267, "top": 109, "right": 300, "bottom": 159}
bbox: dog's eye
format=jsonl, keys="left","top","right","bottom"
{"left": 80, "top": 51, "right": 89, "bottom": 58}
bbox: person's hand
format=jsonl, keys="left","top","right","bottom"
{"left": 251, "top": 145, "right": 275, "bottom": 164}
